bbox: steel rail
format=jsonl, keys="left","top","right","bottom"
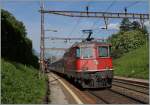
{"left": 87, "top": 91, "right": 110, "bottom": 104}
{"left": 109, "top": 89, "right": 147, "bottom": 104}
{"left": 113, "top": 78, "right": 149, "bottom": 87}
{"left": 113, "top": 79, "right": 149, "bottom": 88}
{"left": 112, "top": 83, "right": 149, "bottom": 95}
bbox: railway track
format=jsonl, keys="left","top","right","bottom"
{"left": 86, "top": 87, "right": 148, "bottom": 104}
{"left": 50, "top": 72, "right": 149, "bottom": 104}
{"left": 87, "top": 89, "right": 142, "bottom": 104}
{"left": 86, "top": 78, "right": 149, "bottom": 104}
{"left": 112, "top": 79, "right": 149, "bottom": 95}
{"left": 111, "top": 78, "right": 149, "bottom": 104}
{"left": 114, "top": 76, "right": 149, "bottom": 86}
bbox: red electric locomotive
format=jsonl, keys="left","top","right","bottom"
{"left": 50, "top": 31, "right": 113, "bottom": 88}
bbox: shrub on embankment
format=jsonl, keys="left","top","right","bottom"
{"left": 113, "top": 44, "right": 149, "bottom": 79}
{"left": 1, "top": 9, "right": 39, "bottom": 68}
{"left": 1, "top": 59, "right": 47, "bottom": 104}
{"left": 108, "top": 18, "right": 149, "bottom": 79}
{"left": 108, "top": 18, "right": 148, "bottom": 59}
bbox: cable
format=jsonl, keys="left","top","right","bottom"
{"left": 120, "top": 1, "right": 140, "bottom": 12}
{"left": 68, "top": 17, "right": 81, "bottom": 37}
{"left": 91, "top": 0, "right": 116, "bottom": 30}
{"left": 105, "top": 0, "right": 116, "bottom": 12}
{"left": 68, "top": 1, "right": 92, "bottom": 38}
{"left": 126, "top": 1, "right": 140, "bottom": 9}
{"left": 94, "top": 1, "right": 140, "bottom": 31}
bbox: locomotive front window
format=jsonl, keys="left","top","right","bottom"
{"left": 81, "top": 47, "right": 93, "bottom": 58}
{"left": 76, "top": 48, "right": 80, "bottom": 58}
{"left": 98, "top": 46, "right": 109, "bottom": 57}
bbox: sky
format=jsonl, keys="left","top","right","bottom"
{"left": 2, "top": 0, "right": 149, "bottom": 58}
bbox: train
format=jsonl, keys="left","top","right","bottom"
{"left": 49, "top": 32, "right": 113, "bottom": 88}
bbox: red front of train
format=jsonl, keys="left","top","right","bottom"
{"left": 74, "top": 42, "right": 113, "bottom": 88}
{"left": 50, "top": 41, "right": 113, "bottom": 88}
{"left": 76, "top": 43, "right": 113, "bottom": 72}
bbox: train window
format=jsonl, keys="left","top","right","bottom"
{"left": 81, "top": 47, "right": 93, "bottom": 58}
{"left": 98, "top": 46, "right": 109, "bottom": 57}
{"left": 109, "top": 46, "right": 111, "bottom": 56}
{"left": 76, "top": 48, "right": 80, "bottom": 58}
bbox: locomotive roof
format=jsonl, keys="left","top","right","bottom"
{"left": 72, "top": 40, "right": 111, "bottom": 47}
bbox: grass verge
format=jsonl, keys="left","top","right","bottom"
{"left": 1, "top": 59, "right": 47, "bottom": 104}
{"left": 113, "top": 44, "right": 149, "bottom": 79}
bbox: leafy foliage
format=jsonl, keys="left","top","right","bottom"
{"left": 1, "top": 59, "right": 47, "bottom": 104}
{"left": 1, "top": 9, "right": 39, "bottom": 68}
{"left": 120, "top": 18, "right": 132, "bottom": 31}
{"left": 108, "top": 18, "right": 148, "bottom": 58}
{"left": 131, "top": 21, "right": 141, "bottom": 30}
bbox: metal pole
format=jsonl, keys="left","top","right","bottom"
{"left": 41, "top": 10, "right": 149, "bottom": 19}
{"left": 40, "top": 0, "right": 45, "bottom": 74}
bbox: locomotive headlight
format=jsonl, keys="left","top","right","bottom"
{"left": 94, "top": 60, "right": 98, "bottom": 65}
{"left": 82, "top": 67, "right": 88, "bottom": 70}
{"left": 106, "top": 66, "right": 109, "bottom": 70}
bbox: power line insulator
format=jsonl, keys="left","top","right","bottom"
{"left": 104, "top": 17, "right": 108, "bottom": 30}
{"left": 124, "top": 7, "right": 127, "bottom": 14}
{"left": 86, "top": 6, "right": 89, "bottom": 15}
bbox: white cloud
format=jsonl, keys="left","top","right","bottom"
{"left": 144, "top": 20, "right": 150, "bottom": 33}
{"left": 144, "top": 20, "right": 150, "bottom": 26}
{"left": 108, "top": 23, "right": 120, "bottom": 30}
{"left": 99, "top": 23, "right": 120, "bottom": 30}
{"left": 79, "top": 21, "right": 94, "bottom": 30}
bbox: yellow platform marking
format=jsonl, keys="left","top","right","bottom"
{"left": 51, "top": 73, "right": 83, "bottom": 104}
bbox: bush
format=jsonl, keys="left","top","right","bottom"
{"left": 111, "top": 49, "right": 124, "bottom": 59}
{"left": 1, "top": 9, "right": 39, "bottom": 68}
{"left": 109, "top": 30, "right": 147, "bottom": 59}
{"left": 1, "top": 59, "right": 47, "bottom": 104}
{"left": 108, "top": 18, "right": 148, "bottom": 59}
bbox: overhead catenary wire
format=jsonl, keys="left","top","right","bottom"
{"left": 80, "top": 1, "right": 94, "bottom": 39}
{"left": 68, "top": 1, "right": 92, "bottom": 39}
{"left": 68, "top": 17, "right": 81, "bottom": 37}
{"left": 126, "top": 1, "right": 140, "bottom": 9}
{"left": 91, "top": 0, "right": 116, "bottom": 30}
{"left": 94, "top": 1, "right": 141, "bottom": 31}
{"left": 120, "top": 1, "right": 144, "bottom": 27}
{"left": 42, "top": 2, "right": 147, "bottom": 39}
{"left": 120, "top": 1, "right": 140, "bottom": 13}
{"left": 105, "top": 0, "right": 116, "bottom": 12}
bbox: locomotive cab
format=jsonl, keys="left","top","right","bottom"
{"left": 76, "top": 43, "right": 112, "bottom": 71}
{"left": 75, "top": 42, "right": 113, "bottom": 88}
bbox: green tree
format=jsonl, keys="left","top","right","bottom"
{"left": 120, "top": 18, "right": 132, "bottom": 31}
{"left": 131, "top": 21, "right": 141, "bottom": 30}
{"left": 109, "top": 18, "right": 148, "bottom": 59}
{"left": 1, "top": 9, "right": 39, "bottom": 68}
